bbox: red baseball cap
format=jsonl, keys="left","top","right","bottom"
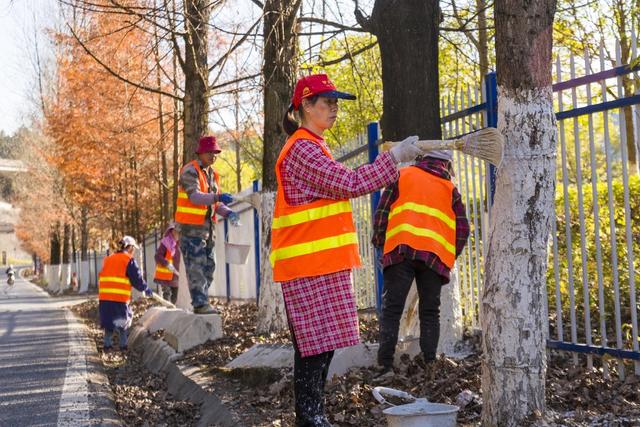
{"left": 290, "top": 74, "right": 356, "bottom": 110}
{"left": 196, "top": 135, "right": 221, "bottom": 154}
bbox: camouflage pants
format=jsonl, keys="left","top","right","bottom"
{"left": 179, "top": 235, "right": 215, "bottom": 308}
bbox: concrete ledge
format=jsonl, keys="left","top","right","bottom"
{"left": 225, "top": 342, "right": 379, "bottom": 379}
{"left": 138, "top": 307, "right": 223, "bottom": 353}
{"left": 130, "top": 325, "right": 240, "bottom": 426}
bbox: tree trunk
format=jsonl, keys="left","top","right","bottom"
{"left": 256, "top": 192, "right": 288, "bottom": 333}
{"left": 173, "top": 81, "right": 181, "bottom": 216}
{"left": 51, "top": 223, "right": 61, "bottom": 265}
{"left": 172, "top": 0, "right": 181, "bottom": 216}
{"left": 476, "top": 0, "right": 489, "bottom": 78}
{"left": 257, "top": 0, "right": 302, "bottom": 333}
{"left": 481, "top": 1, "right": 557, "bottom": 425}
{"left": 615, "top": 1, "right": 637, "bottom": 171}
{"left": 234, "top": 92, "right": 242, "bottom": 193}
{"left": 359, "top": 0, "right": 441, "bottom": 141}
{"left": 398, "top": 267, "right": 463, "bottom": 356}
{"left": 62, "top": 223, "right": 71, "bottom": 264}
{"left": 80, "top": 205, "right": 88, "bottom": 261}
{"left": 261, "top": 0, "right": 301, "bottom": 192}
{"left": 182, "top": 0, "right": 210, "bottom": 160}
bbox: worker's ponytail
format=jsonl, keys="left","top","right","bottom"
{"left": 281, "top": 95, "right": 320, "bottom": 136}
{"left": 282, "top": 103, "right": 299, "bottom": 136}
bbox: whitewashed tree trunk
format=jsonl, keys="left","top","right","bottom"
{"left": 79, "top": 260, "right": 90, "bottom": 293}
{"left": 481, "top": 3, "right": 557, "bottom": 424}
{"left": 47, "top": 264, "right": 61, "bottom": 293}
{"left": 481, "top": 89, "right": 557, "bottom": 425}
{"left": 60, "top": 263, "right": 71, "bottom": 293}
{"left": 398, "top": 267, "right": 463, "bottom": 355}
{"left": 256, "top": 191, "right": 288, "bottom": 334}
{"left": 176, "top": 255, "right": 192, "bottom": 312}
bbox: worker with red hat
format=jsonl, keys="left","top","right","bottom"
{"left": 175, "top": 135, "right": 238, "bottom": 314}
{"left": 273, "top": 73, "right": 422, "bottom": 426}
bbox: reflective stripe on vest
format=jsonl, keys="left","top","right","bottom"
{"left": 99, "top": 252, "right": 133, "bottom": 303}
{"left": 383, "top": 166, "right": 456, "bottom": 268}
{"left": 270, "top": 128, "right": 362, "bottom": 282}
{"left": 154, "top": 250, "right": 174, "bottom": 281}
{"left": 174, "top": 160, "right": 221, "bottom": 225}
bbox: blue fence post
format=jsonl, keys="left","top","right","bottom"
{"left": 367, "top": 122, "right": 385, "bottom": 312}
{"left": 485, "top": 71, "right": 498, "bottom": 205}
{"left": 252, "top": 180, "right": 261, "bottom": 304}
{"left": 224, "top": 218, "right": 230, "bottom": 303}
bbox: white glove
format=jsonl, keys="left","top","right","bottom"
{"left": 389, "top": 135, "right": 421, "bottom": 163}
{"left": 167, "top": 263, "right": 176, "bottom": 273}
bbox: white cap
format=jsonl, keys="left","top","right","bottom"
{"left": 426, "top": 150, "right": 453, "bottom": 161}
{"left": 120, "top": 235, "right": 139, "bottom": 249}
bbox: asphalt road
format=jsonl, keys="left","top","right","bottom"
{"left": 0, "top": 270, "right": 120, "bottom": 426}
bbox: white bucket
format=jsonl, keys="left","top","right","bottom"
{"left": 373, "top": 387, "right": 459, "bottom": 427}
{"left": 224, "top": 242, "right": 251, "bottom": 265}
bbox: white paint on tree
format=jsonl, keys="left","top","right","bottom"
{"left": 79, "top": 261, "right": 90, "bottom": 293}
{"left": 47, "top": 264, "right": 60, "bottom": 293}
{"left": 256, "top": 191, "right": 288, "bottom": 334}
{"left": 481, "top": 87, "right": 557, "bottom": 425}
{"left": 398, "top": 267, "right": 463, "bottom": 355}
{"left": 60, "top": 263, "right": 71, "bottom": 292}
{"left": 175, "top": 255, "right": 192, "bottom": 312}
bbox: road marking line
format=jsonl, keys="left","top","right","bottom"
{"left": 57, "top": 310, "right": 91, "bottom": 426}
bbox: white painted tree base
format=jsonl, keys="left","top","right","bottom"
{"left": 256, "top": 191, "right": 288, "bottom": 334}
{"left": 398, "top": 267, "right": 463, "bottom": 356}
{"left": 481, "top": 88, "right": 556, "bottom": 425}
{"left": 60, "top": 263, "right": 71, "bottom": 293}
{"left": 47, "top": 264, "right": 61, "bottom": 293}
{"left": 79, "top": 261, "right": 90, "bottom": 293}
{"left": 175, "top": 256, "right": 192, "bottom": 312}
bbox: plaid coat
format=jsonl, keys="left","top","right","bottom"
{"left": 278, "top": 129, "right": 398, "bottom": 357}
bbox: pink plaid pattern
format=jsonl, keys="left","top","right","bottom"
{"left": 281, "top": 137, "right": 398, "bottom": 204}
{"left": 278, "top": 135, "right": 398, "bottom": 357}
{"left": 281, "top": 271, "right": 360, "bottom": 357}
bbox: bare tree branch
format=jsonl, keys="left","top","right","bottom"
{"left": 299, "top": 16, "right": 366, "bottom": 33}
{"left": 66, "top": 23, "right": 181, "bottom": 100}
{"left": 302, "top": 40, "right": 378, "bottom": 68}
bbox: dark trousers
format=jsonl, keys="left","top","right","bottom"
{"left": 378, "top": 259, "right": 444, "bottom": 368}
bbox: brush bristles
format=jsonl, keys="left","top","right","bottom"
{"left": 461, "top": 128, "right": 504, "bottom": 166}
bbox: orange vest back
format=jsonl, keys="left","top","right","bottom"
{"left": 175, "top": 160, "right": 221, "bottom": 225}
{"left": 154, "top": 249, "right": 174, "bottom": 282}
{"left": 383, "top": 166, "right": 456, "bottom": 268}
{"left": 99, "top": 252, "right": 133, "bottom": 303}
{"left": 270, "top": 128, "right": 362, "bottom": 282}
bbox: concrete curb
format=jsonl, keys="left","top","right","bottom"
{"left": 129, "top": 325, "right": 241, "bottom": 427}
{"left": 67, "top": 310, "right": 123, "bottom": 426}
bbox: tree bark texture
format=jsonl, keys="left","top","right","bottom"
{"left": 256, "top": 192, "right": 288, "bottom": 333}
{"left": 182, "top": 0, "right": 210, "bottom": 159}
{"left": 481, "top": 1, "right": 557, "bottom": 425}
{"left": 261, "top": 0, "right": 301, "bottom": 192}
{"left": 257, "top": 0, "right": 301, "bottom": 333}
{"left": 476, "top": 0, "right": 489, "bottom": 78}
{"left": 50, "top": 223, "right": 61, "bottom": 265}
{"left": 361, "top": 0, "right": 441, "bottom": 141}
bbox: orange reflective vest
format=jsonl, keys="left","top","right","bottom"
{"left": 270, "top": 128, "right": 362, "bottom": 282}
{"left": 383, "top": 166, "right": 456, "bottom": 268}
{"left": 99, "top": 252, "right": 133, "bottom": 303}
{"left": 154, "top": 250, "right": 174, "bottom": 282}
{"left": 174, "top": 160, "right": 221, "bottom": 225}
